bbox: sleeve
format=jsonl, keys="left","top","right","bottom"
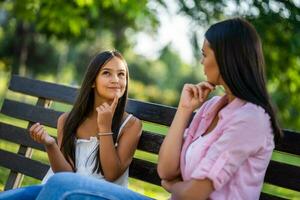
{"left": 190, "top": 111, "right": 270, "bottom": 190}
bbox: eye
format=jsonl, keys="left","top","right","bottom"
{"left": 102, "top": 71, "right": 110, "bottom": 75}
{"left": 118, "top": 72, "right": 125, "bottom": 77}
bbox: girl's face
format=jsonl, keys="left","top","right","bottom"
{"left": 201, "top": 39, "right": 222, "bottom": 86}
{"left": 94, "top": 57, "right": 127, "bottom": 101}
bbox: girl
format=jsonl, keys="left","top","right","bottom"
{"left": 0, "top": 50, "right": 142, "bottom": 199}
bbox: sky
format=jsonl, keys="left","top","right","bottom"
{"left": 134, "top": 0, "right": 202, "bottom": 64}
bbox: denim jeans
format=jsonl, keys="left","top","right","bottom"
{"left": 36, "top": 172, "right": 153, "bottom": 200}
{"left": 0, "top": 185, "right": 43, "bottom": 200}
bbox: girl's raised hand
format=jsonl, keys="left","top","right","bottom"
{"left": 179, "top": 82, "right": 215, "bottom": 112}
{"left": 29, "top": 123, "right": 56, "bottom": 146}
{"left": 96, "top": 96, "right": 119, "bottom": 132}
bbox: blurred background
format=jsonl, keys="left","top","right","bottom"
{"left": 0, "top": 0, "right": 300, "bottom": 199}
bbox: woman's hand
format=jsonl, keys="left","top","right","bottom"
{"left": 29, "top": 123, "right": 56, "bottom": 146}
{"left": 178, "top": 82, "right": 215, "bottom": 112}
{"left": 96, "top": 96, "right": 118, "bottom": 132}
{"left": 161, "top": 176, "right": 183, "bottom": 193}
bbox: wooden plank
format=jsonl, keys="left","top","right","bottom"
{"left": 137, "top": 131, "right": 164, "bottom": 154}
{"left": 4, "top": 98, "right": 51, "bottom": 190}
{"left": 1, "top": 99, "right": 62, "bottom": 128}
{"left": 0, "top": 149, "right": 49, "bottom": 180}
{"left": 126, "top": 99, "right": 177, "bottom": 126}
{"left": 0, "top": 122, "right": 45, "bottom": 151}
{"left": 265, "top": 160, "right": 300, "bottom": 191}
{"left": 275, "top": 129, "right": 300, "bottom": 156}
{"left": 129, "top": 158, "right": 160, "bottom": 186}
{"left": 9, "top": 75, "right": 78, "bottom": 104}
{"left": 260, "top": 193, "right": 288, "bottom": 200}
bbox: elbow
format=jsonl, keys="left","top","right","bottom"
{"left": 157, "top": 164, "right": 178, "bottom": 180}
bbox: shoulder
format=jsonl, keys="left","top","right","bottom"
{"left": 57, "top": 112, "right": 69, "bottom": 130}
{"left": 122, "top": 113, "right": 142, "bottom": 135}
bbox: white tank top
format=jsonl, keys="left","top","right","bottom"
{"left": 42, "top": 114, "right": 133, "bottom": 187}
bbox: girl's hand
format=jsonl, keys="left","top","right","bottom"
{"left": 178, "top": 82, "right": 215, "bottom": 112}
{"left": 29, "top": 123, "right": 56, "bottom": 146}
{"left": 161, "top": 176, "right": 182, "bottom": 193}
{"left": 96, "top": 96, "right": 118, "bottom": 132}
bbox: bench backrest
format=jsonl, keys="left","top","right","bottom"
{"left": 0, "top": 75, "right": 299, "bottom": 200}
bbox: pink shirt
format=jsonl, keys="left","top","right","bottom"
{"left": 180, "top": 95, "right": 274, "bottom": 200}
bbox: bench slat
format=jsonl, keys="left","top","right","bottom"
{"left": 0, "top": 122, "right": 45, "bottom": 151}
{"left": 129, "top": 158, "right": 160, "bottom": 186}
{"left": 276, "top": 130, "right": 300, "bottom": 156}
{"left": 1, "top": 99, "right": 61, "bottom": 128}
{"left": 0, "top": 149, "right": 49, "bottom": 181}
{"left": 9, "top": 75, "right": 77, "bottom": 104}
{"left": 137, "top": 131, "right": 164, "bottom": 154}
{"left": 265, "top": 160, "right": 300, "bottom": 191}
{"left": 260, "top": 193, "right": 288, "bottom": 200}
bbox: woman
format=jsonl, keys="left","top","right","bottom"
{"left": 158, "top": 17, "right": 281, "bottom": 200}
{"left": 0, "top": 50, "right": 142, "bottom": 200}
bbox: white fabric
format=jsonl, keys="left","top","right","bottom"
{"left": 42, "top": 114, "right": 133, "bottom": 187}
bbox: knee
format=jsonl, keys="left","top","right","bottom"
{"left": 45, "top": 172, "right": 75, "bottom": 187}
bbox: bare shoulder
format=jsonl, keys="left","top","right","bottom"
{"left": 57, "top": 112, "right": 69, "bottom": 128}
{"left": 123, "top": 114, "right": 142, "bottom": 136}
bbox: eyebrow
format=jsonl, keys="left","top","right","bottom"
{"left": 101, "top": 67, "right": 126, "bottom": 72}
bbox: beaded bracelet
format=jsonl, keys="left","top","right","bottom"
{"left": 97, "top": 132, "right": 113, "bottom": 137}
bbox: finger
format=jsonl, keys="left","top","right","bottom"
{"left": 203, "top": 81, "right": 215, "bottom": 90}
{"left": 31, "top": 125, "right": 43, "bottom": 141}
{"left": 35, "top": 128, "right": 45, "bottom": 142}
{"left": 110, "top": 96, "right": 118, "bottom": 112}
{"left": 191, "top": 85, "right": 199, "bottom": 99}
{"left": 29, "top": 122, "right": 39, "bottom": 132}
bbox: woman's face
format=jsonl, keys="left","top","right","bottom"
{"left": 94, "top": 57, "right": 127, "bottom": 101}
{"left": 201, "top": 39, "right": 222, "bottom": 86}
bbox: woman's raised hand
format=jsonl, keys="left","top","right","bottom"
{"left": 96, "top": 96, "right": 118, "bottom": 132}
{"left": 29, "top": 123, "right": 56, "bottom": 146}
{"left": 179, "top": 82, "right": 215, "bottom": 112}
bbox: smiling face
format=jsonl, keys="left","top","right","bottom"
{"left": 94, "top": 57, "right": 127, "bottom": 101}
{"left": 201, "top": 39, "right": 222, "bottom": 86}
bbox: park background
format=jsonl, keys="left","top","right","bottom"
{"left": 0, "top": 0, "right": 299, "bottom": 199}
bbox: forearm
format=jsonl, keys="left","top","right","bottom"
{"left": 45, "top": 143, "right": 73, "bottom": 172}
{"left": 170, "top": 179, "right": 213, "bottom": 200}
{"left": 98, "top": 135, "right": 123, "bottom": 181}
{"left": 158, "top": 107, "right": 193, "bottom": 179}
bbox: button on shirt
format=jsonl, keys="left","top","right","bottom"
{"left": 180, "top": 95, "right": 274, "bottom": 200}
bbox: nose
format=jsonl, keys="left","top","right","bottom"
{"left": 200, "top": 57, "right": 204, "bottom": 65}
{"left": 110, "top": 73, "right": 119, "bottom": 83}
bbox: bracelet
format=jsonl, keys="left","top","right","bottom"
{"left": 97, "top": 132, "right": 113, "bottom": 137}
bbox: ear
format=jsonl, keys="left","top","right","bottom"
{"left": 92, "top": 83, "right": 95, "bottom": 88}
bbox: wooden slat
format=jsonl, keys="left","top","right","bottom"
{"left": 1, "top": 99, "right": 62, "bottom": 128}
{"left": 137, "top": 131, "right": 164, "bottom": 154}
{"left": 0, "top": 122, "right": 45, "bottom": 151}
{"left": 129, "top": 158, "right": 160, "bottom": 186}
{"left": 260, "top": 193, "right": 288, "bottom": 200}
{"left": 0, "top": 149, "right": 49, "bottom": 180}
{"left": 265, "top": 160, "right": 300, "bottom": 191}
{"left": 9, "top": 75, "right": 78, "bottom": 104}
{"left": 126, "top": 99, "right": 177, "bottom": 126}
{"left": 275, "top": 129, "right": 300, "bottom": 156}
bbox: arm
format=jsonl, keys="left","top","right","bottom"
{"left": 96, "top": 97, "right": 142, "bottom": 181}
{"left": 99, "top": 117, "right": 142, "bottom": 181}
{"left": 29, "top": 113, "right": 73, "bottom": 172}
{"left": 158, "top": 82, "right": 215, "bottom": 180}
{"left": 169, "top": 179, "right": 214, "bottom": 200}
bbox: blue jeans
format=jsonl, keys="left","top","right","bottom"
{"left": 0, "top": 185, "right": 43, "bottom": 200}
{"left": 36, "top": 172, "right": 153, "bottom": 200}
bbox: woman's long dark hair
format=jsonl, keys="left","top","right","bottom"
{"left": 60, "top": 50, "right": 129, "bottom": 173}
{"left": 205, "top": 18, "right": 282, "bottom": 143}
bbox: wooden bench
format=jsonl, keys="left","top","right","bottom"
{"left": 0, "top": 75, "right": 299, "bottom": 199}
